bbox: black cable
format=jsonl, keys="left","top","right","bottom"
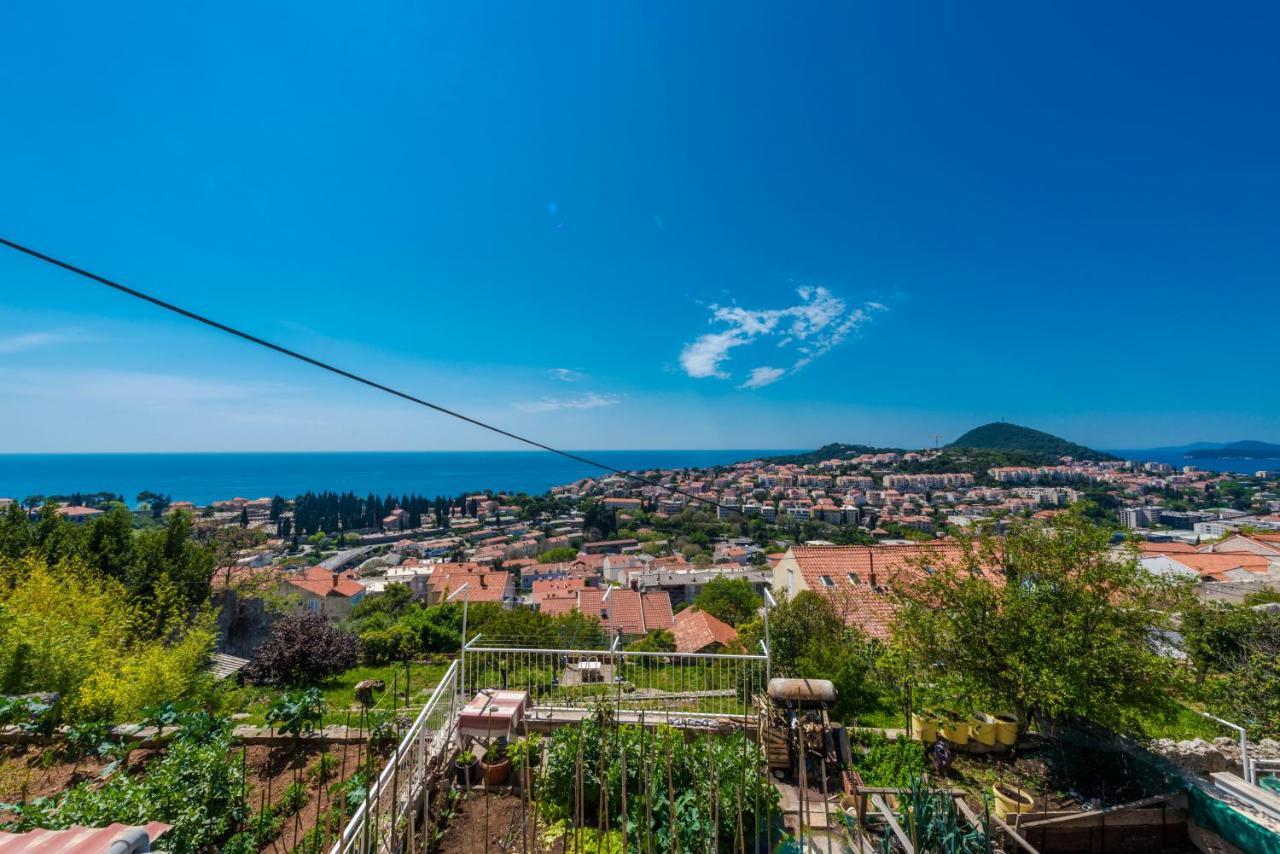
{"left": 0, "top": 235, "right": 727, "bottom": 511}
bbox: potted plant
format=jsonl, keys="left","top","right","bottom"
{"left": 480, "top": 739, "right": 511, "bottom": 786}
{"left": 509, "top": 734, "right": 543, "bottom": 790}
{"left": 454, "top": 750, "right": 479, "bottom": 786}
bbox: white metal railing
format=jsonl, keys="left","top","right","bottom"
{"left": 333, "top": 660, "right": 460, "bottom": 854}
{"left": 462, "top": 637, "right": 768, "bottom": 718}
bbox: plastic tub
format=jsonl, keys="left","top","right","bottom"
{"left": 993, "top": 712, "right": 1019, "bottom": 747}
{"left": 992, "top": 783, "right": 1035, "bottom": 820}
{"left": 937, "top": 710, "right": 969, "bottom": 745}
{"left": 970, "top": 713, "right": 997, "bottom": 746}
{"left": 910, "top": 712, "right": 937, "bottom": 743}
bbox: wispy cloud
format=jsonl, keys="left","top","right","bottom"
{"left": 739, "top": 366, "right": 785, "bottom": 389}
{"left": 548, "top": 368, "right": 584, "bottom": 383}
{"left": 0, "top": 329, "right": 83, "bottom": 354}
{"left": 513, "top": 392, "right": 621, "bottom": 413}
{"left": 679, "top": 288, "right": 885, "bottom": 388}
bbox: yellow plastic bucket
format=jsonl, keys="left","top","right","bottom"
{"left": 910, "top": 713, "right": 937, "bottom": 743}
{"left": 994, "top": 712, "right": 1019, "bottom": 747}
{"left": 992, "top": 783, "right": 1035, "bottom": 820}
{"left": 970, "top": 713, "right": 997, "bottom": 746}
{"left": 937, "top": 710, "right": 969, "bottom": 745}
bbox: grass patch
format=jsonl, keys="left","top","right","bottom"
{"left": 226, "top": 660, "right": 449, "bottom": 727}
{"left": 1138, "top": 702, "right": 1223, "bottom": 741}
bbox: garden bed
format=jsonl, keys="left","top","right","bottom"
{"left": 435, "top": 790, "right": 561, "bottom": 853}
{"left": 0, "top": 732, "right": 386, "bottom": 853}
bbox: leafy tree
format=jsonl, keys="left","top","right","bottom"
{"left": 360, "top": 622, "right": 417, "bottom": 664}
{"left": 537, "top": 546, "right": 579, "bottom": 564}
{"left": 627, "top": 629, "right": 676, "bottom": 652}
{"left": 244, "top": 614, "right": 360, "bottom": 685}
{"left": 741, "top": 590, "right": 880, "bottom": 720}
{"left": 692, "top": 576, "right": 762, "bottom": 627}
{"left": 350, "top": 583, "right": 415, "bottom": 622}
{"left": 890, "top": 508, "right": 1185, "bottom": 733}
{"left": 1182, "top": 601, "right": 1270, "bottom": 683}
{"left": 550, "top": 610, "right": 606, "bottom": 648}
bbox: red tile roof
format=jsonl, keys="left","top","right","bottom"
{"left": 787, "top": 544, "right": 995, "bottom": 640}
{"left": 672, "top": 608, "right": 739, "bottom": 653}
{"left": 287, "top": 567, "right": 365, "bottom": 598}
{"left": 1137, "top": 540, "right": 1198, "bottom": 554}
{"left": 1164, "top": 552, "right": 1271, "bottom": 579}
{"left": 553, "top": 588, "right": 675, "bottom": 636}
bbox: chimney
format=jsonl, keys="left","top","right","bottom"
{"left": 868, "top": 551, "right": 877, "bottom": 589}
{"left": 332, "top": 572, "right": 340, "bottom": 588}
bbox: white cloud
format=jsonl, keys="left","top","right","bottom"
{"left": 679, "top": 287, "right": 885, "bottom": 387}
{"left": 739, "top": 366, "right": 785, "bottom": 389}
{"left": 549, "top": 368, "right": 584, "bottom": 383}
{"left": 513, "top": 392, "right": 621, "bottom": 413}
{"left": 0, "top": 330, "right": 81, "bottom": 354}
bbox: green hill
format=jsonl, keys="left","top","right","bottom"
{"left": 947, "top": 422, "right": 1116, "bottom": 461}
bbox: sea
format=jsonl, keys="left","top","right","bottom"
{"left": 1106, "top": 450, "right": 1279, "bottom": 476}
{"left": 2, "top": 447, "right": 1272, "bottom": 507}
{"left": 0, "top": 450, "right": 791, "bottom": 506}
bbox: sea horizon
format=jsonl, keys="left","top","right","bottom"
{"left": 2, "top": 446, "right": 1272, "bottom": 508}
{"left": 0, "top": 449, "right": 795, "bottom": 506}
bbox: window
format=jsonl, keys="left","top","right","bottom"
{"left": 819, "top": 575, "right": 835, "bottom": 587}
{"left": 847, "top": 572, "right": 861, "bottom": 585}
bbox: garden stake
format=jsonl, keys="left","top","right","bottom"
{"left": 666, "top": 730, "right": 676, "bottom": 853}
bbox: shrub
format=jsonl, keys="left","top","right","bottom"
{"left": 245, "top": 614, "right": 360, "bottom": 685}
{"left": 360, "top": 622, "right": 416, "bottom": 665}
{"left": 266, "top": 688, "right": 326, "bottom": 738}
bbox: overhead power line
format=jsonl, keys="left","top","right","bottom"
{"left": 0, "top": 236, "right": 727, "bottom": 511}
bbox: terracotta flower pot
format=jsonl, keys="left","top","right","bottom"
{"left": 481, "top": 757, "right": 511, "bottom": 786}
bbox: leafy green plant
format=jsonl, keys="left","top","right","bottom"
{"left": 508, "top": 733, "right": 543, "bottom": 769}
{"left": 266, "top": 687, "right": 325, "bottom": 739}
{"left": 0, "top": 714, "right": 247, "bottom": 850}
{"left": 851, "top": 731, "right": 927, "bottom": 788}
{"left": 307, "top": 751, "right": 339, "bottom": 783}
{"left": 139, "top": 701, "right": 181, "bottom": 738}
{"left": 278, "top": 779, "right": 310, "bottom": 815}
{"left": 542, "top": 708, "right": 777, "bottom": 852}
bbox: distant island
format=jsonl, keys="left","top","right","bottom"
{"left": 1186, "top": 440, "right": 1280, "bottom": 460}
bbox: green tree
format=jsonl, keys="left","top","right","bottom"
{"left": 627, "top": 629, "right": 676, "bottom": 652}
{"left": 890, "top": 509, "right": 1184, "bottom": 733}
{"left": 740, "top": 590, "right": 880, "bottom": 721}
{"left": 537, "top": 546, "right": 579, "bottom": 564}
{"left": 1182, "top": 601, "right": 1269, "bottom": 683}
{"left": 692, "top": 576, "right": 762, "bottom": 627}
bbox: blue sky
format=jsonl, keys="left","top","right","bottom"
{"left": 2, "top": 1, "right": 1278, "bottom": 452}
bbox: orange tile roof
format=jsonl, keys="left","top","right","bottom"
{"left": 1165, "top": 552, "right": 1271, "bottom": 578}
{"left": 565, "top": 588, "right": 675, "bottom": 636}
{"left": 1137, "top": 540, "right": 1198, "bottom": 554}
{"left": 287, "top": 567, "right": 365, "bottom": 598}
{"left": 788, "top": 544, "right": 995, "bottom": 640}
{"left": 672, "top": 608, "right": 739, "bottom": 653}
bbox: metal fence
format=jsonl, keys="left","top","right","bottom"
{"left": 333, "top": 660, "right": 460, "bottom": 854}
{"left": 462, "top": 635, "right": 769, "bottom": 720}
